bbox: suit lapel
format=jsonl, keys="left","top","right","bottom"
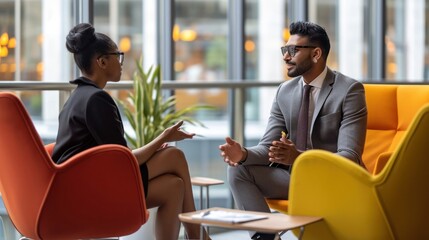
{"left": 311, "top": 69, "right": 335, "bottom": 130}
{"left": 290, "top": 78, "right": 304, "bottom": 136}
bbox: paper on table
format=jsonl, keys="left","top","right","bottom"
{"left": 192, "top": 210, "right": 268, "bottom": 224}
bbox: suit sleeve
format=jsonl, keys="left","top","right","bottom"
{"left": 245, "top": 84, "right": 287, "bottom": 165}
{"left": 86, "top": 92, "right": 128, "bottom": 147}
{"left": 336, "top": 81, "right": 367, "bottom": 165}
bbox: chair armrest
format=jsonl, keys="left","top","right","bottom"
{"left": 288, "top": 150, "right": 393, "bottom": 239}
{"left": 44, "top": 142, "right": 55, "bottom": 156}
{"left": 38, "top": 144, "right": 148, "bottom": 239}
{"left": 265, "top": 199, "right": 289, "bottom": 214}
{"left": 372, "top": 152, "right": 393, "bottom": 175}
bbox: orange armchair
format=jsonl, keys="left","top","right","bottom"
{"left": 0, "top": 92, "right": 149, "bottom": 239}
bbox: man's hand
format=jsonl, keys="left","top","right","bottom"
{"left": 268, "top": 134, "right": 301, "bottom": 165}
{"left": 219, "top": 137, "right": 245, "bottom": 167}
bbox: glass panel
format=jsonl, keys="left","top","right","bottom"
{"left": 244, "top": 0, "right": 259, "bottom": 123}
{"left": 244, "top": 0, "right": 258, "bottom": 81}
{"left": 386, "top": 0, "right": 427, "bottom": 81}
{"left": 244, "top": 0, "right": 288, "bottom": 145}
{"left": 0, "top": 1, "right": 16, "bottom": 81}
{"left": 1, "top": 0, "right": 73, "bottom": 122}
{"left": 173, "top": 0, "right": 231, "bottom": 208}
{"left": 174, "top": 0, "right": 228, "bottom": 120}
{"left": 0, "top": 0, "right": 44, "bottom": 118}
{"left": 21, "top": 0, "right": 42, "bottom": 81}
{"left": 94, "top": 0, "right": 143, "bottom": 80}
{"left": 426, "top": 0, "right": 429, "bottom": 79}
{"left": 309, "top": 0, "right": 338, "bottom": 69}
{"left": 309, "top": 0, "right": 368, "bottom": 81}
{"left": 16, "top": 0, "right": 43, "bottom": 118}
{"left": 386, "top": 0, "right": 405, "bottom": 80}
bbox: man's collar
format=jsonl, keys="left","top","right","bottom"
{"left": 301, "top": 66, "right": 327, "bottom": 89}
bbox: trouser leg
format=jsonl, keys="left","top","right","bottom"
{"left": 227, "top": 165, "right": 290, "bottom": 238}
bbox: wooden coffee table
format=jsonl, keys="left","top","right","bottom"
{"left": 179, "top": 207, "right": 322, "bottom": 240}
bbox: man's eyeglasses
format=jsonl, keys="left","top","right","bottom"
{"left": 281, "top": 45, "right": 317, "bottom": 57}
{"left": 98, "top": 51, "right": 125, "bottom": 65}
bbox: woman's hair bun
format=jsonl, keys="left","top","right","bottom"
{"left": 66, "top": 23, "right": 97, "bottom": 54}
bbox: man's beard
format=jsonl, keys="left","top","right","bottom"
{"left": 286, "top": 59, "right": 313, "bottom": 78}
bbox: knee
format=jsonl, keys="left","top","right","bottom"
{"left": 227, "top": 165, "right": 249, "bottom": 189}
{"left": 165, "top": 147, "right": 188, "bottom": 167}
{"left": 164, "top": 146, "right": 185, "bottom": 158}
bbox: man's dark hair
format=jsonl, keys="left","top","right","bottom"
{"left": 289, "top": 21, "right": 330, "bottom": 61}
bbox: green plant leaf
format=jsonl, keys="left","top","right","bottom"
{"left": 116, "top": 61, "right": 216, "bottom": 149}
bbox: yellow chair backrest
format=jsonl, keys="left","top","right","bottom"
{"left": 363, "top": 84, "right": 429, "bottom": 174}
{"left": 288, "top": 104, "right": 429, "bottom": 239}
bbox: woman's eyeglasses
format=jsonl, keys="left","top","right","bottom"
{"left": 280, "top": 45, "right": 316, "bottom": 57}
{"left": 98, "top": 51, "right": 125, "bottom": 65}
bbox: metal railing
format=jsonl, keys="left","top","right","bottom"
{"left": 0, "top": 80, "right": 281, "bottom": 144}
{"left": 3, "top": 80, "right": 426, "bottom": 141}
{"left": 0, "top": 80, "right": 280, "bottom": 90}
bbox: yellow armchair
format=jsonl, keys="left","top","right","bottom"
{"left": 288, "top": 104, "right": 429, "bottom": 239}
{"left": 267, "top": 84, "right": 429, "bottom": 213}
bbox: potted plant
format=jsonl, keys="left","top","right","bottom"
{"left": 118, "top": 60, "right": 215, "bottom": 148}
{"left": 117, "top": 60, "right": 215, "bottom": 240}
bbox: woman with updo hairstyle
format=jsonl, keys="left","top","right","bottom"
{"left": 52, "top": 23, "right": 209, "bottom": 240}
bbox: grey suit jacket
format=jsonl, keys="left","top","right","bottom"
{"left": 245, "top": 68, "right": 367, "bottom": 165}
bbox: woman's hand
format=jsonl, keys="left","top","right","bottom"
{"left": 133, "top": 121, "right": 194, "bottom": 164}
{"left": 161, "top": 121, "right": 195, "bottom": 142}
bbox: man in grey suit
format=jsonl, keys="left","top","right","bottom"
{"left": 219, "top": 21, "right": 367, "bottom": 240}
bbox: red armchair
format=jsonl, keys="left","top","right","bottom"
{"left": 0, "top": 92, "right": 149, "bottom": 239}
